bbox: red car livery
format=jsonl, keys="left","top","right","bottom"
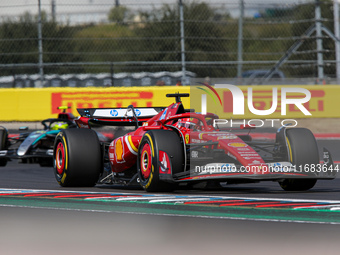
{"left": 53, "top": 93, "right": 336, "bottom": 192}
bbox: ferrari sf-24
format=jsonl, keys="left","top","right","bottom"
{"left": 53, "top": 93, "right": 336, "bottom": 191}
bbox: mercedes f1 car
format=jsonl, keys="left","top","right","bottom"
{"left": 0, "top": 106, "right": 110, "bottom": 168}
{"left": 0, "top": 106, "right": 78, "bottom": 167}
{"left": 52, "top": 93, "right": 336, "bottom": 191}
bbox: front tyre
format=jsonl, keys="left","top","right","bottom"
{"left": 279, "top": 128, "right": 318, "bottom": 191}
{"left": 53, "top": 129, "right": 102, "bottom": 187}
{"left": 137, "top": 130, "right": 184, "bottom": 192}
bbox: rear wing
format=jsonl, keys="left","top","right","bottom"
{"left": 77, "top": 107, "right": 165, "bottom": 127}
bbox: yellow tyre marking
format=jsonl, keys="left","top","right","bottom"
{"left": 62, "top": 136, "right": 68, "bottom": 170}
{"left": 143, "top": 134, "right": 155, "bottom": 189}
{"left": 145, "top": 134, "right": 155, "bottom": 157}
{"left": 61, "top": 173, "right": 67, "bottom": 183}
{"left": 145, "top": 168, "right": 153, "bottom": 189}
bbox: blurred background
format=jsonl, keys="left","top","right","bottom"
{"left": 1, "top": 0, "right": 340, "bottom": 87}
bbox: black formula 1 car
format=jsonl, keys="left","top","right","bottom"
{"left": 0, "top": 106, "right": 110, "bottom": 167}
{"left": 0, "top": 106, "right": 78, "bottom": 167}
{"left": 52, "top": 93, "right": 336, "bottom": 191}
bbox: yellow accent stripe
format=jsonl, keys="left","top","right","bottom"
{"left": 286, "top": 137, "right": 293, "bottom": 162}
{"left": 128, "top": 135, "right": 138, "bottom": 152}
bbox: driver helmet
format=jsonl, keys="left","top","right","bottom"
{"left": 175, "top": 118, "right": 196, "bottom": 130}
{"left": 50, "top": 121, "right": 69, "bottom": 130}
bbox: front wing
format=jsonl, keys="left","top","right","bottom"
{"left": 159, "top": 161, "right": 338, "bottom": 183}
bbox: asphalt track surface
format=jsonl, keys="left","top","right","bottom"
{"left": 1, "top": 139, "right": 340, "bottom": 254}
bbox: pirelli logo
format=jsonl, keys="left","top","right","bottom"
{"left": 51, "top": 91, "right": 153, "bottom": 114}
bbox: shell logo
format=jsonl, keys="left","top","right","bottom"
{"left": 228, "top": 142, "right": 247, "bottom": 148}
{"left": 115, "top": 138, "right": 125, "bottom": 162}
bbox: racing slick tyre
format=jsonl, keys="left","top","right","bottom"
{"left": 137, "top": 130, "right": 185, "bottom": 192}
{"left": 53, "top": 128, "right": 102, "bottom": 187}
{"left": 0, "top": 129, "right": 8, "bottom": 167}
{"left": 278, "top": 128, "right": 318, "bottom": 191}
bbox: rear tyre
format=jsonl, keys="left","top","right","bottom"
{"left": 137, "top": 130, "right": 184, "bottom": 192}
{"left": 278, "top": 128, "right": 318, "bottom": 191}
{"left": 0, "top": 129, "right": 8, "bottom": 167}
{"left": 53, "top": 129, "right": 102, "bottom": 187}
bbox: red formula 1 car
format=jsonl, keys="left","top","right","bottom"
{"left": 53, "top": 93, "right": 336, "bottom": 192}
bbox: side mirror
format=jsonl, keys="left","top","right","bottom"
{"left": 19, "top": 126, "right": 29, "bottom": 131}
